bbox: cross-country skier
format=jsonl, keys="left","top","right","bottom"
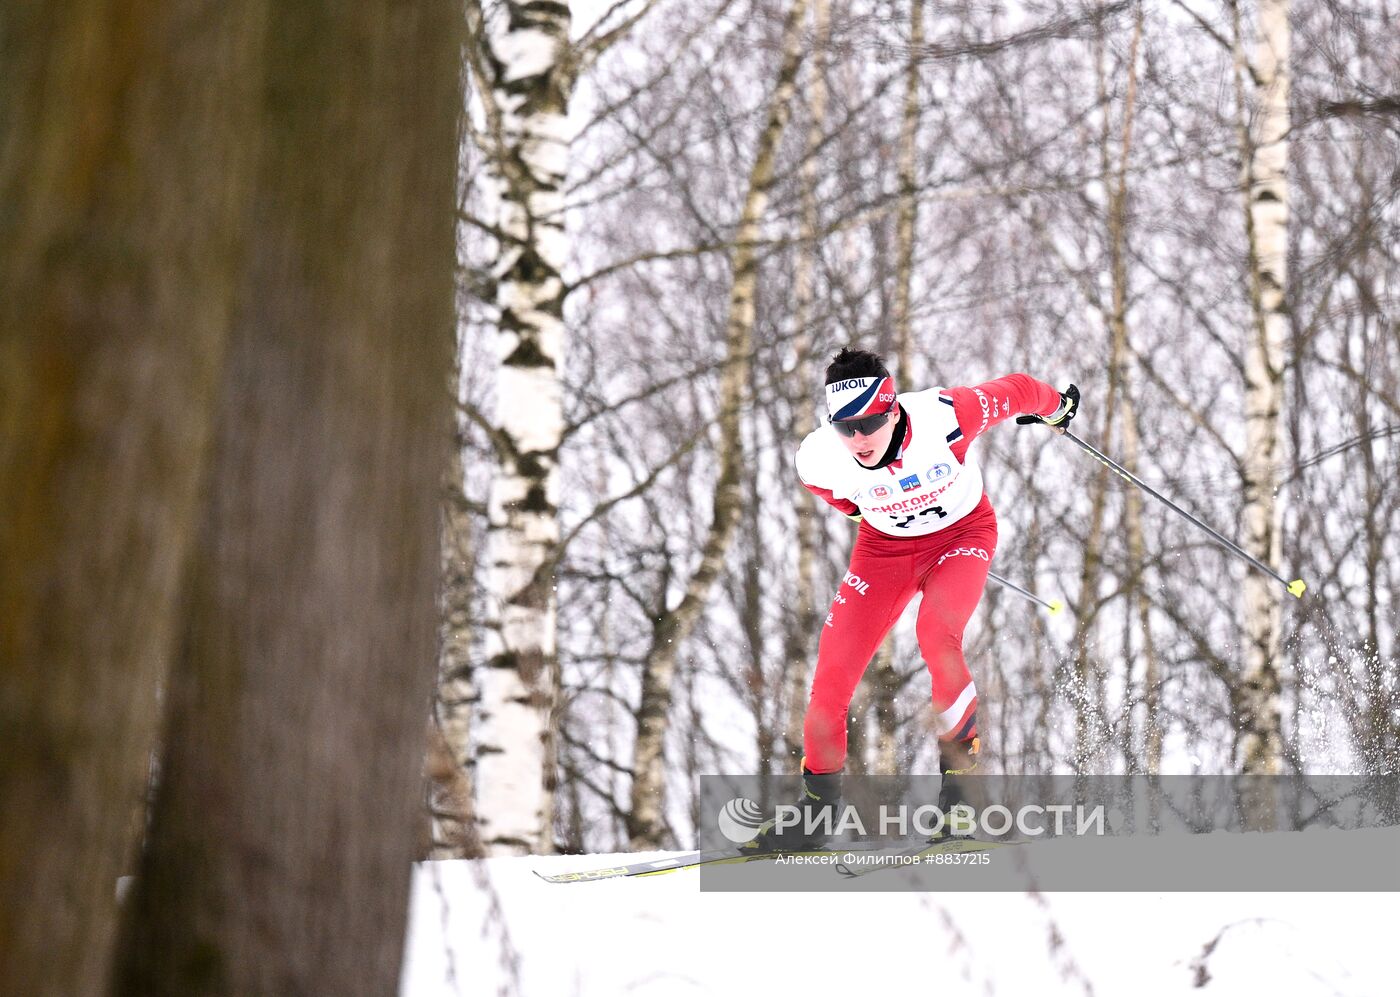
{"left": 748, "top": 346, "right": 1078, "bottom": 852}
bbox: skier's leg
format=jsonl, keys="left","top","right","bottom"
{"left": 914, "top": 518, "right": 997, "bottom": 746}
{"left": 914, "top": 511, "right": 998, "bottom": 825}
{"left": 802, "top": 530, "right": 916, "bottom": 775}
{"left": 748, "top": 531, "right": 915, "bottom": 853}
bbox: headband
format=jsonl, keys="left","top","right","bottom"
{"left": 825, "top": 375, "right": 897, "bottom": 421}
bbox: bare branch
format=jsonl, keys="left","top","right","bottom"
{"left": 571, "top": 0, "right": 665, "bottom": 76}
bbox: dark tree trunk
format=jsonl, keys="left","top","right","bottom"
{"left": 111, "top": 0, "right": 462, "bottom": 993}
{"left": 0, "top": 2, "right": 265, "bottom": 993}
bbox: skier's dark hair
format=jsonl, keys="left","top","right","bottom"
{"left": 825, "top": 347, "right": 890, "bottom": 385}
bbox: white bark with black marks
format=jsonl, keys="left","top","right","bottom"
{"left": 470, "top": 0, "right": 573, "bottom": 855}
{"left": 1236, "top": 0, "right": 1290, "bottom": 783}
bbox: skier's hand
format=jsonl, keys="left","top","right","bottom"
{"left": 1016, "top": 383, "right": 1078, "bottom": 434}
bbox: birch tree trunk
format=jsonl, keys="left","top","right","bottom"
{"left": 869, "top": 0, "right": 927, "bottom": 775}
{"left": 468, "top": 0, "right": 573, "bottom": 855}
{"left": 892, "top": 0, "right": 926, "bottom": 377}
{"left": 1064, "top": 6, "right": 1148, "bottom": 771}
{"left": 110, "top": 0, "right": 461, "bottom": 991}
{"left": 783, "top": 0, "right": 832, "bottom": 769}
{"left": 1102, "top": 4, "right": 1158, "bottom": 773}
{"left": 0, "top": 4, "right": 263, "bottom": 992}
{"left": 628, "top": 0, "right": 810, "bottom": 850}
{"left": 1234, "top": 0, "right": 1290, "bottom": 787}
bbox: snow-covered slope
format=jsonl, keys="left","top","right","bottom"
{"left": 400, "top": 839, "right": 1396, "bottom": 996}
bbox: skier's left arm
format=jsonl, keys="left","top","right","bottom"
{"left": 940, "top": 373, "right": 1078, "bottom": 461}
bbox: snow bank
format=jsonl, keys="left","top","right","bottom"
{"left": 401, "top": 837, "right": 1396, "bottom": 996}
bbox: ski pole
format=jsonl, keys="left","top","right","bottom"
{"left": 1058, "top": 429, "right": 1307, "bottom": 599}
{"left": 988, "top": 571, "right": 1066, "bottom": 616}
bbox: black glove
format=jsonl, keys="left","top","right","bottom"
{"left": 1016, "top": 383, "right": 1079, "bottom": 429}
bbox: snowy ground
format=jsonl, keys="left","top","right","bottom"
{"left": 400, "top": 840, "right": 1398, "bottom": 997}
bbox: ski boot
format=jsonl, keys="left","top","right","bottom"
{"left": 744, "top": 763, "right": 843, "bottom": 854}
{"left": 935, "top": 735, "right": 982, "bottom": 840}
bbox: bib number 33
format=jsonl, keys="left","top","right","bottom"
{"left": 891, "top": 505, "right": 947, "bottom": 529}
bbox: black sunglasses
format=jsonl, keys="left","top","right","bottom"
{"left": 830, "top": 408, "right": 893, "bottom": 438}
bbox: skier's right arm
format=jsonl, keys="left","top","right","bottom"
{"left": 795, "top": 434, "right": 863, "bottom": 522}
{"left": 801, "top": 482, "right": 863, "bottom": 522}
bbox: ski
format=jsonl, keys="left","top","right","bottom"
{"left": 834, "top": 835, "right": 1023, "bottom": 878}
{"left": 533, "top": 838, "right": 902, "bottom": 884}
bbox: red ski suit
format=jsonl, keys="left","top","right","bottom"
{"left": 797, "top": 373, "right": 1063, "bottom": 773}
